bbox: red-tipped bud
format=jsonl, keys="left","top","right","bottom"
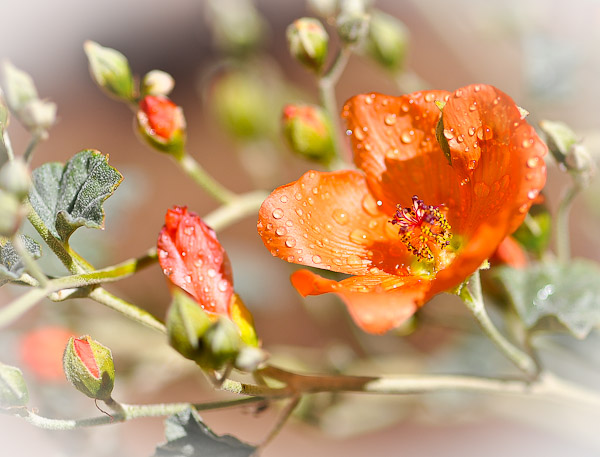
{"left": 282, "top": 104, "right": 335, "bottom": 164}
{"left": 137, "top": 95, "right": 186, "bottom": 157}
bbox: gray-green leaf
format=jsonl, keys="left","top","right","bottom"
{"left": 496, "top": 260, "right": 600, "bottom": 339}
{"left": 153, "top": 407, "right": 256, "bottom": 457}
{"left": 29, "top": 150, "right": 123, "bottom": 242}
{"left": 0, "top": 235, "right": 41, "bottom": 286}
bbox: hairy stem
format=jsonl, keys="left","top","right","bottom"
{"left": 461, "top": 270, "right": 538, "bottom": 377}
{"left": 175, "top": 153, "right": 238, "bottom": 205}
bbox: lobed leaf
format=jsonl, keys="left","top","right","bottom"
{"left": 153, "top": 408, "right": 256, "bottom": 457}
{"left": 29, "top": 150, "right": 123, "bottom": 242}
{"left": 497, "top": 260, "right": 600, "bottom": 339}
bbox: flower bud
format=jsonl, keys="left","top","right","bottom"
{"left": 19, "top": 99, "right": 57, "bottom": 135}
{"left": 337, "top": 0, "right": 370, "bottom": 44}
{"left": 0, "top": 190, "right": 25, "bottom": 237}
{"left": 166, "top": 289, "right": 213, "bottom": 361}
{"left": 199, "top": 318, "right": 242, "bottom": 370}
{"left": 365, "top": 10, "right": 408, "bottom": 72}
{"left": 84, "top": 41, "right": 135, "bottom": 102}
{"left": 1, "top": 61, "right": 37, "bottom": 115}
{"left": 137, "top": 95, "right": 186, "bottom": 158}
{"left": 0, "top": 363, "right": 29, "bottom": 408}
{"left": 210, "top": 71, "right": 272, "bottom": 140}
{"left": 282, "top": 104, "right": 335, "bottom": 164}
{"left": 63, "top": 336, "right": 115, "bottom": 401}
{"left": 229, "top": 293, "right": 258, "bottom": 347}
{"left": 141, "top": 70, "right": 175, "bottom": 97}
{"left": 286, "top": 18, "right": 329, "bottom": 73}
{"left": 0, "top": 158, "right": 31, "bottom": 200}
{"left": 307, "top": 0, "right": 338, "bottom": 18}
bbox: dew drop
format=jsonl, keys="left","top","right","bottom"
{"left": 384, "top": 114, "right": 397, "bottom": 126}
{"left": 354, "top": 129, "right": 365, "bottom": 140}
{"left": 266, "top": 223, "right": 273, "bottom": 230}
{"left": 346, "top": 129, "right": 352, "bottom": 136}
{"left": 280, "top": 195, "right": 289, "bottom": 203}
{"left": 218, "top": 280, "right": 228, "bottom": 292}
{"left": 184, "top": 275, "right": 192, "bottom": 284}
{"left": 527, "top": 189, "right": 538, "bottom": 200}
{"left": 526, "top": 157, "right": 539, "bottom": 168}
{"left": 285, "top": 220, "right": 293, "bottom": 227}
{"left": 286, "top": 255, "right": 295, "bottom": 262}
{"left": 454, "top": 89, "right": 463, "bottom": 98}
{"left": 333, "top": 257, "right": 343, "bottom": 266}
{"left": 285, "top": 238, "right": 296, "bottom": 248}
{"left": 207, "top": 268, "right": 216, "bottom": 278}
{"left": 476, "top": 126, "right": 493, "bottom": 141}
{"left": 350, "top": 228, "right": 370, "bottom": 245}
{"left": 272, "top": 208, "right": 284, "bottom": 219}
{"left": 474, "top": 85, "right": 481, "bottom": 92}
{"left": 443, "top": 129, "right": 454, "bottom": 140}
{"left": 469, "top": 102, "right": 477, "bottom": 111}
{"left": 457, "top": 135, "right": 464, "bottom": 143}
{"left": 312, "top": 255, "right": 322, "bottom": 264}
{"left": 275, "top": 227, "right": 286, "bottom": 236}
{"left": 368, "top": 220, "right": 378, "bottom": 229}
{"left": 365, "top": 95, "right": 374, "bottom": 105}
{"left": 333, "top": 209, "right": 348, "bottom": 225}
{"left": 401, "top": 130, "right": 415, "bottom": 143}
{"left": 347, "top": 255, "right": 362, "bottom": 266}
{"left": 518, "top": 204, "right": 529, "bottom": 214}
{"left": 460, "top": 177, "right": 471, "bottom": 186}
{"left": 163, "top": 268, "right": 173, "bottom": 276}
{"left": 522, "top": 138, "right": 533, "bottom": 148}
{"left": 362, "top": 194, "right": 380, "bottom": 216}
{"left": 424, "top": 92, "right": 435, "bottom": 102}
{"left": 401, "top": 103, "right": 410, "bottom": 112}
{"left": 467, "top": 160, "right": 477, "bottom": 170}
{"left": 159, "top": 250, "right": 168, "bottom": 259}
{"left": 468, "top": 127, "right": 476, "bottom": 136}
{"left": 181, "top": 251, "right": 187, "bottom": 257}
{"left": 294, "top": 192, "right": 302, "bottom": 201}
{"left": 183, "top": 226, "right": 194, "bottom": 235}
{"left": 295, "top": 208, "right": 303, "bottom": 216}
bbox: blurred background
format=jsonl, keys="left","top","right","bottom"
{"left": 1, "top": 0, "right": 600, "bottom": 455}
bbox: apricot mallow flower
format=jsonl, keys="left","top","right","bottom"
{"left": 258, "top": 84, "right": 547, "bottom": 334}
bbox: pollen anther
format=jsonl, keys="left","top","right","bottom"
{"left": 390, "top": 196, "right": 451, "bottom": 262}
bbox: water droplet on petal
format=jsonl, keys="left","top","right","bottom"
{"left": 527, "top": 157, "right": 539, "bottom": 168}
{"left": 457, "top": 135, "right": 464, "bottom": 143}
{"left": 350, "top": 228, "right": 370, "bottom": 245}
{"left": 218, "top": 280, "right": 228, "bottom": 292}
{"left": 424, "top": 92, "right": 435, "bottom": 102}
{"left": 347, "top": 255, "right": 362, "bottom": 266}
{"left": 460, "top": 177, "right": 470, "bottom": 186}
{"left": 312, "top": 255, "right": 322, "bottom": 264}
{"left": 454, "top": 89, "right": 463, "bottom": 98}
{"left": 443, "top": 129, "right": 454, "bottom": 140}
{"left": 287, "top": 255, "right": 295, "bottom": 262}
{"left": 207, "top": 268, "right": 216, "bottom": 278}
{"left": 183, "top": 226, "right": 194, "bottom": 235}
{"left": 468, "top": 127, "right": 476, "bottom": 136}
{"left": 469, "top": 102, "right": 477, "bottom": 111}
{"left": 401, "top": 130, "right": 415, "bottom": 143}
{"left": 184, "top": 275, "right": 192, "bottom": 283}
{"left": 522, "top": 138, "right": 533, "bottom": 148}
{"left": 384, "top": 114, "right": 396, "bottom": 126}
{"left": 467, "top": 160, "right": 477, "bottom": 170}
{"left": 295, "top": 208, "right": 303, "bottom": 216}
{"left": 527, "top": 189, "right": 538, "bottom": 200}
{"left": 285, "top": 238, "right": 296, "bottom": 248}
{"left": 275, "top": 227, "right": 286, "bottom": 236}
{"left": 272, "top": 208, "right": 284, "bottom": 219}
{"left": 354, "top": 129, "right": 365, "bottom": 140}
{"left": 476, "top": 126, "right": 493, "bottom": 141}
{"left": 280, "top": 195, "right": 289, "bottom": 203}
{"left": 401, "top": 103, "right": 410, "bottom": 113}
{"left": 362, "top": 194, "right": 380, "bottom": 216}
{"left": 474, "top": 85, "right": 481, "bottom": 92}
{"left": 333, "top": 209, "right": 348, "bottom": 225}
{"left": 346, "top": 129, "right": 352, "bottom": 136}
{"left": 519, "top": 204, "right": 529, "bottom": 213}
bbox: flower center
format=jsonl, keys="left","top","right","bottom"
{"left": 390, "top": 196, "right": 452, "bottom": 262}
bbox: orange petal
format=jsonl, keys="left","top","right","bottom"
{"left": 291, "top": 269, "right": 429, "bottom": 334}
{"left": 157, "top": 206, "right": 233, "bottom": 316}
{"left": 258, "top": 170, "right": 413, "bottom": 275}
{"left": 491, "top": 236, "right": 527, "bottom": 269}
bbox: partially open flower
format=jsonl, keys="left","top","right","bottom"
{"left": 282, "top": 104, "right": 335, "bottom": 164}
{"left": 137, "top": 95, "right": 186, "bottom": 157}
{"left": 258, "top": 85, "right": 547, "bottom": 334}
{"left": 157, "top": 206, "right": 258, "bottom": 347}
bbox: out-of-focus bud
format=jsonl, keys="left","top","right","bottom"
{"left": 210, "top": 71, "right": 272, "bottom": 140}
{"left": 0, "top": 190, "right": 24, "bottom": 237}
{"left": 205, "top": 0, "right": 267, "bottom": 56}
{"left": 234, "top": 346, "right": 268, "bottom": 372}
{"left": 1, "top": 62, "right": 37, "bottom": 115}
{"left": 20, "top": 327, "right": 75, "bottom": 383}
{"left": 365, "top": 10, "right": 408, "bottom": 72}
{"left": 282, "top": 104, "right": 335, "bottom": 164}
{"left": 137, "top": 95, "right": 186, "bottom": 158}
{"left": 166, "top": 289, "right": 212, "bottom": 361}
{"left": 337, "top": 0, "right": 370, "bottom": 44}
{"left": 539, "top": 120, "right": 596, "bottom": 186}
{"left": 63, "top": 336, "right": 115, "bottom": 401}
{"left": 19, "top": 99, "right": 57, "bottom": 135}
{"left": 287, "top": 18, "right": 329, "bottom": 73}
{"left": 307, "top": 0, "right": 338, "bottom": 19}
{"left": 199, "top": 318, "right": 242, "bottom": 370}
{"left": 84, "top": 41, "right": 135, "bottom": 102}
{"left": 0, "top": 363, "right": 29, "bottom": 408}
{"left": 141, "top": 70, "right": 175, "bottom": 97}
{"left": 0, "top": 159, "right": 31, "bottom": 201}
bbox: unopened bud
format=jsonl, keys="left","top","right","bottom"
{"left": 84, "top": 41, "right": 135, "bottom": 102}
{"left": 141, "top": 70, "right": 175, "bottom": 97}
{"left": 287, "top": 18, "right": 329, "bottom": 73}
{"left": 1, "top": 62, "right": 38, "bottom": 115}
{"left": 137, "top": 95, "right": 186, "bottom": 157}
{"left": 337, "top": 0, "right": 370, "bottom": 44}
{"left": 0, "top": 363, "right": 29, "bottom": 408}
{"left": 234, "top": 346, "right": 268, "bottom": 372}
{"left": 199, "top": 318, "right": 241, "bottom": 370}
{"left": 282, "top": 104, "right": 335, "bottom": 164}
{"left": 365, "top": 10, "right": 408, "bottom": 72}
{"left": 307, "top": 0, "right": 338, "bottom": 18}
{"left": 166, "top": 289, "right": 212, "bottom": 361}
{"left": 19, "top": 99, "right": 56, "bottom": 134}
{"left": 0, "top": 159, "right": 31, "bottom": 200}
{"left": 63, "top": 336, "right": 115, "bottom": 401}
{"left": 0, "top": 190, "right": 24, "bottom": 237}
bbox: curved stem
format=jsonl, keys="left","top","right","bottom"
{"left": 18, "top": 396, "right": 266, "bottom": 431}
{"left": 203, "top": 190, "right": 269, "bottom": 232}
{"left": 555, "top": 183, "right": 579, "bottom": 264}
{"left": 23, "top": 133, "right": 42, "bottom": 163}
{"left": 318, "top": 47, "right": 352, "bottom": 163}
{"left": 461, "top": 270, "right": 538, "bottom": 377}
{"left": 175, "top": 152, "right": 237, "bottom": 205}
{"left": 11, "top": 234, "right": 47, "bottom": 287}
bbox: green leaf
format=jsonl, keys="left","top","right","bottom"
{"left": 29, "top": 150, "right": 123, "bottom": 242}
{"left": 512, "top": 203, "right": 551, "bottom": 258}
{"left": 153, "top": 407, "right": 256, "bottom": 457}
{"left": 496, "top": 260, "right": 600, "bottom": 338}
{"left": 0, "top": 235, "right": 41, "bottom": 286}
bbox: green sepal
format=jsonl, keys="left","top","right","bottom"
{"left": 84, "top": 41, "right": 135, "bottom": 102}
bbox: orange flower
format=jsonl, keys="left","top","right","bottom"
{"left": 258, "top": 85, "right": 547, "bottom": 334}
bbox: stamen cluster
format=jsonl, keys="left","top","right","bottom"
{"left": 390, "top": 196, "right": 451, "bottom": 261}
